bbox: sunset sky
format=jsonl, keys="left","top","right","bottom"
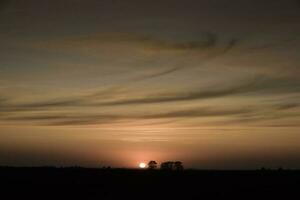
{"left": 0, "top": 0, "right": 300, "bottom": 169}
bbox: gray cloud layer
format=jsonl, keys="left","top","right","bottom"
{"left": 0, "top": 0, "right": 299, "bottom": 128}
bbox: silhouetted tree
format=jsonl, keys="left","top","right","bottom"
{"left": 174, "top": 161, "right": 184, "bottom": 171}
{"left": 160, "top": 161, "right": 184, "bottom": 170}
{"left": 160, "top": 161, "right": 174, "bottom": 170}
{"left": 148, "top": 161, "right": 157, "bottom": 169}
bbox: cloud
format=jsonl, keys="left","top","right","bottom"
{"left": 143, "top": 107, "right": 251, "bottom": 119}
{"left": 0, "top": 97, "right": 7, "bottom": 103}
{"left": 36, "top": 32, "right": 239, "bottom": 78}
{"left": 256, "top": 123, "right": 300, "bottom": 127}
{"left": 146, "top": 32, "right": 218, "bottom": 51}
{"left": 3, "top": 113, "right": 120, "bottom": 126}
{"left": 99, "top": 75, "right": 300, "bottom": 106}
{"left": 0, "top": 106, "right": 253, "bottom": 126}
{"left": 38, "top": 31, "right": 240, "bottom": 64}
{"left": 0, "top": 97, "right": 84, "bottom": 112}
{"left": 2, "top": 80, "right": 255, "bottom": 111}
{"left": 275, "top": 103, "right": 299, "bottom": 110}
{"left": 58, "top": 32, "right": 220, "bottom": 52}
{"left": 247, "top": 37, "right": 297, "bottom": 51}
{"left": 5, "top": 100, "right": 298, "bottom": 127}
{"left": 2, "top": 102, "right": 298, "bottom": 127}
{"left": 0, "top": 87, "right": 125, "bottom": 112}
{"left": 100, "top": 76, "right": 256, "bottom": 105}
{"left": 0, "top": 72, "right": 299, "bottom": 128}
{"left": 0, "top": 81, "right": 228, "bottom": 111}
{"left": 135, "top": 66, "right": 182, "bottom": 80}
{"left": 210, "top": 107, "right": 300, "bottom": 127}
{"left": 1, "top": 75, "right": 300, "bottom": 113}
{"left": 222, "top": 39, "right": 239, "bottom": 54}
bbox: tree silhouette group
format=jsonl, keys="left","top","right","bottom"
{"left": 147, "top": 161, "right": 184, "bottom": 170}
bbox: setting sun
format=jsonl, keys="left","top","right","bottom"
{"left": 139, "top": 162, "right": 146, "bottom": 168}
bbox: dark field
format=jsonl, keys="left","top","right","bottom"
{"left": 1, "top": 167, "right": 300, "bottom": 199}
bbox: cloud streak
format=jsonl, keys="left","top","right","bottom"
{"left": 2, "top": 102, "right": 298, "bottom": 127}
{"left": 135, "top": 66, "right": 182, "bottom": 80}
{"left": 59, "top": 32, "right": 220, "bottom": 52}
{"left": 0, "top": 106, "right": 253, "bottom": 126}
{"left": 99, "top": 76, "right": 300, "bottom": 106}
{"left": 36, "top": 32, "right": 240, "bottom": 79}
{"left": 0, "top": 75, "right": 300, "bottom": 113}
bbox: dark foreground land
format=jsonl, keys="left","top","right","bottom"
{"left": 1, "top": 167, "right": 300, "bottom": 199}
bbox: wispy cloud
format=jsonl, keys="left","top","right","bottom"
{"left": 1, "top": 96, "right": 299, "bottom": 127}
{"left": 247, "top": 37, "right": 297, "bottom": 51}
{"left": 0, "top": 87, "right": 126, "bottom": 112}
{"left": 0, "top": 77, "right": 258, "bottom": 112}
{"left": 143, "top": 107, "right": 251, "bottom": 119}
{"left": 99, "top": 76, "right": 300, "bottom": 106}
{"left": 135, "top": 66, "right": 182, "bottom": 80}
{"left": 57, "top": 32, "right": 220, "bottom": 52}
{"left": 0, "top": 75, "right": 300, "bottom": 113}
{"left": 0, "top": 106, "right": 253, "bottom": 126}
{"left": 275, "top": 103, "right": 299, "bottom": 110}
{"left": 3, "top": 113, "right": 120, "bottom": 126}
{"left": 34, "top": 32, "right": 240, "bottom": 79}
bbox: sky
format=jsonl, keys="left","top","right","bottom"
{"left": 0, "top": 0, "right": 300, "bottom": 169}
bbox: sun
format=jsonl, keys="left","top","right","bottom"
{"left": 139, "top": 162, "right": 146, "bottom": 168}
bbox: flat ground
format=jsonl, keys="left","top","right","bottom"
{"left": 1, "top": 167, "right": 299, "bottom": 199}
